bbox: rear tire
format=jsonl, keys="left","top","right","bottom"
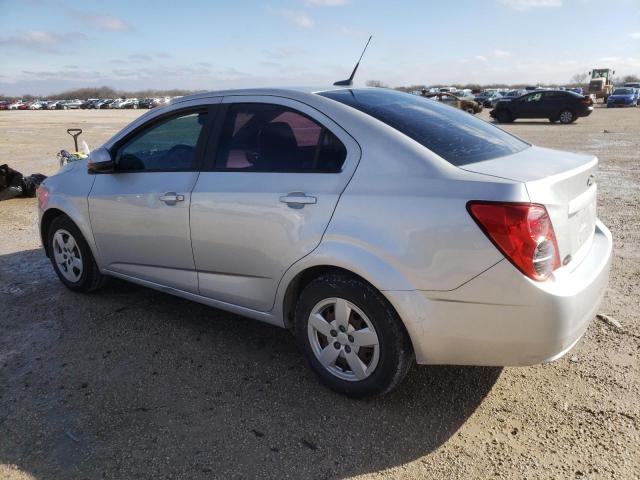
{"left": 47, "top": 215, "right": 106, "bottom": 293}
{"left": 294, "top": 273, "right": 414, "bottom": 397}
{"left": 559, "top": 109, "right": 575, "bottom": 124}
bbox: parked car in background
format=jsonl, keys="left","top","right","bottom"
{"left": 109, "top": 98, "right": 125, "bottom": 109}
{"left": 99, "top": 99, "right": 116, "bottom": 109}
{"left": 81, "top": 99, "right": 100, "bottom": 109}
{"left": 606, "top": 87, "right": 639, "bottom": 107}
{"left": 138, "top": 98, "right": 156, "bottom": 109}
{"left": 8, "top": 101, "right": 25, "bottom": 110}
{"left": 38, "top": 87, "right": 611, "bottom": 397}
{"left": 475, "top": 91, "right": 503, "bottom": 108}
{"left": 485, "top": 92, "right": 505, "bottom": 108}
{"left": 423, "top": 91, "right": 482, "bottom": 114}
{"left": 56, "top": 99, "right": 83, "bottom": 110}
{"left": 491, "top": 90, "right": 593, "bottom": 124}
{"left": 0, "top": 101, "right": 9, "bottom": 110}
{"left": 29, "top": 101, "right": 46, "bottom": 110}
{"left": 47, "top": 101, "right": 60, "bottom": 110}
{"left": 570, "top": 87, "right": 584, "bottom": 94}
{"left": 120, "top": 98, "right": 139, "bottom": 109}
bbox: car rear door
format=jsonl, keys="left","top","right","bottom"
{"left": 190, "top": 96, "right": 360, "bottom": 311}
{"left": 540, "top": 92, "right": 565, "bottom": 118}
{"left": 88, "top": 103, "right": 218, "bottom": 293}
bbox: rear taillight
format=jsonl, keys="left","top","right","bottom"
{"left": 467, "top": 202, "right": 561, "bottom": 281}
{"left": 581, "top": 97, "right": 592, "bottom": 105}
{"left": 36, "top": 185, "right": 48, "bottom": 209}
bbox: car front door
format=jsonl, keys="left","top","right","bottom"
{"left": 190, "top": 96, "right": 360, "bottom": 311}
{"left": 517, "top": 92, "right": 544, "bottom": 118}
{"left": 88, "top": 103, "right": 217, "bottom": 293}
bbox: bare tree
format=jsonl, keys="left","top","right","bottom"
{"left": 366, "top": 80, "right": 388, "bottom": 88}
{"left": 570, "top": 73, "right": 588, "bottom": 85}
{"left": 622, "top": 74, "right": 640, "bottom": 83}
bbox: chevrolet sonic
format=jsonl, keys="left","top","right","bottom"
{"left": 37, "top": 87, "right": 612, "bottom": 397}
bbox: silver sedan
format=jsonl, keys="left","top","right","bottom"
{"left": 37, "top": 87, "right": 612, "bottom": 397}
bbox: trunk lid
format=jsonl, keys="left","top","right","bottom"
{"left": 461, "top": 146, "right": 598, "bottom": 267}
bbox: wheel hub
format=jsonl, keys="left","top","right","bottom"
{"left": 307, "top": 297, "right": 380, "bottom": 382}
{"left": 52, "top": 229, "right": 83, "bottom": 283}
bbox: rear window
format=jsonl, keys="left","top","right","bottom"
{"left": 318, "top": 89, "right": 528, "bottom": 166}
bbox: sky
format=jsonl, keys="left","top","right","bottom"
{"left": 1, "top": 0, "right": 639, "bottom": 96}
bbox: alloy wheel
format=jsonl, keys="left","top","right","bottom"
{"left": 52, "top": 229, "right": 83, "bottom": 282}
{"left": 559, "top": 110, "right": 573, "bottom": 124}
{"left": 307, "top": 297, "right": 380, "bottom": 381}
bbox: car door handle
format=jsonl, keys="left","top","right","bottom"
{"left": 159, "top": 192, "right": 184, "bottom": 205}
{"left": 279, "top": 192, "right": 317, "bottom": 208}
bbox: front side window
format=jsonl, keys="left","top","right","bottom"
{"left": 215, "top": 103, "right": 346, "bottom": 172}
{"left": 524, "top": 93, "right": 543, "bottom": 102}
{"left": 116, "top": 110, "right": 208, "bottom": 171}
{"left": 319, "top": 89, "right": 528, "bottom": 166}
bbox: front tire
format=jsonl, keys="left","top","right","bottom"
{"left": 496, "top": 110, "right": 513, "bottom": 123}
{"left": 47, "top": 215, "right": 106, "bottom": 293}
{"left": 295, "top": 273, "right": 414, "bottom": 397}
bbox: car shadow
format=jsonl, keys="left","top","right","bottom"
{"left": 0, "top": 248, "right": 501, "bottom": 479}
{"left": 490, "top": 120, "right": 574, "bottom": 126}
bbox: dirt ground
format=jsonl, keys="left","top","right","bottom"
{"left": 0, "top": 106, "right": 638, "bottom": 480}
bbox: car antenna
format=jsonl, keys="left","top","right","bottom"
{"left": 333, "top": 35, "right": 372, "bottom": 87}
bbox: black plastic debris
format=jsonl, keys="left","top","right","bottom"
{"left": 0, "top": 164, "right": 47, "bottom": 201}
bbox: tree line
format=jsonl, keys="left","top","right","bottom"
{"left": 2, "top": 73, "right": 639, "bottom": 100}
{"left": 0, "top": 86, "right": 200, "bottom": 101}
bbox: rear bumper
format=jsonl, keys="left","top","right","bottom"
{"left": 386, "top": 220, "right": 612, "bottom": 366}
{"left": 578, "top": 106, "right": 594, "bottom": 117}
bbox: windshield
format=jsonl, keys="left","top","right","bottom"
{"left": 318, "top": 89, "right": 529, "bottom": 166}
{"left": 613, "top": 88, "right": 633, "bottom": 95}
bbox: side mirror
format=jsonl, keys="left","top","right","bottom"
{"left": 87, "top": 147, "right": 115, "bottom": 173}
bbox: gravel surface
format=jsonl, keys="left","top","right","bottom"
{"left": 0, "top": 107, "right": 638, "bottom": 479}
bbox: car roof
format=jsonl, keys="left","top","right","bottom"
{"left": 171, "top": 85, "right": 355, "bottom": 104}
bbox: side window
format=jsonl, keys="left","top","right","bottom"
{"left": 116, "top": 110, "right": 208, "bottom": 171}
{"left": 440, "top": 94, "right": 457, "bottom": 104}
{"left": 215, "top": 103, "right": 346, "bottom": 172}
{"left": 525, "top": 93, "right": 543, "bottom": 103}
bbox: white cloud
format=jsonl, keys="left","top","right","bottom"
{"left": 630, "top": 32, "right": 640, "bottom": 39}
{"left": 0, "top": 30, "right": 70, "bottom": 52}
{"left": 498, "top": 0, "right": 562, "bottom": 10}
{"left": 305, "top": 0, "right": 349, "bottom": 5}
{"left": 493, "top": 49, "right": 511, "bottom": 58}
{"left": 280, "top": 9, "right": 314, "bottom": 28}
{"left": 475, "top": 55, "right": 488, "bottom": 61}
{"left": 70, "top": 10, "right": 133, "bottom": 32}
